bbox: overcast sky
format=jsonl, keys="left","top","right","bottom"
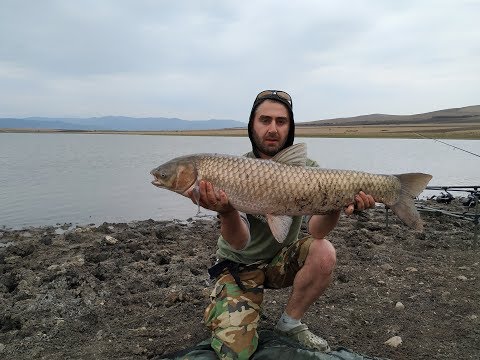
{"left": 1, "top": 0, "right": 479, "bottom": 122}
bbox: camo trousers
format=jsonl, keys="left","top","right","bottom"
{"left": 203, "top": 236, "right": 314, "bottom": 360}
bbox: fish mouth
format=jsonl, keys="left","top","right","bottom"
{"left": 151, "top": 178, "right": 164, "bottom": 187}
{"left": 150, "top": 169, "right": 164, "bottom": 188}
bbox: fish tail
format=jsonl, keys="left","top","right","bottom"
{"left": 387, "top": 173, "right": 433, "bottom": 231}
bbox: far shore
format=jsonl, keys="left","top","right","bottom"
{"left": 1, "top": 122, "right": 480, "bottom": 139}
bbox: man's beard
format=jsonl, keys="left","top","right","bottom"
{"left": 252, "top": 131, "right": 288, "bottom": 157}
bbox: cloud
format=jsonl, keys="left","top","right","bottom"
{"left": 0, "top": 0, "right": 479, "bottom": 120}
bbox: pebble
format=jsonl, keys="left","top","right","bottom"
{"left": 104, "top": 235, "right": 118, "bottom": 245}
{"left": 384, "top": 335, "right": 402, "bottom": 348}
{"left": 405, "top": 267, "right": 418, "bottom": 272}
{"left": 381, "top": 264, "right": 393, "bottom": 272}
{"left": 0, "top": 343, "right": 5, "bottom": 352}
{"left": 71, "top": 255, "right": 85, "bottom": 267}
{"left": 467, "top": 315, "right": 478, "bottom": 321}
{"left": 456, "top": 275, "right": 468, "bottom": 281}
{"left": 395, "top": 302, "right": 405, "bottom": 311}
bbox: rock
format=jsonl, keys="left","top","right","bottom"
{"left": 74, "top": 227, "right": 91, "bottom": 233}
{"left": 40, "top": 235, "right": 53, "bottom": 245}
{"left": 384, "top": 335, "right": 402, "bottom": 348}
{"left": 405, "top": 267, "right": 418, "bottom": 272}
{"left": 64, "top": 231, "right": 83, "bottom": 242}
{"left": 395, "top": 302, "right": 405, "bottom": 311}
{"left": 0, "top": 343, "right": 5, "bottom": 352}
{"left": 153, "top": 251, "right": 171, "bottom": 265}
{"left": 72, "top": 255, "right": 85, "bottom": 267}
{"left": 104, "top": 235, "right": 118, "bottom": 245}
{"left": 133, "top": 250, "right": 150, "bottom": 261}
{"left": 456, "top": 275, "right": 468, "bottom": 281}
{"left": 9, "top": 243, "right": 35, "bottom": 257}
{"left": 380, "top": 264, "right": 394, "bottom": 272}
{"left": 467, "top": 314, "right": 478, "bottom": 321}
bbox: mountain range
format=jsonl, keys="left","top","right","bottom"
{"left": 1, "top": 105, "right": 479, "bottom": 131}
{"left": 0, "top": 116, "right": 246, "bottom": 131}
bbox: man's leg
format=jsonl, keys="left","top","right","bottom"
{"left": 204, "top": 269, "right": 265, "bottom": 360}
{"left": 285, "top": 238, "right": 336, "bottom": 319}
{"left": 265, "top": 236, "right": 336, "bottom": 351}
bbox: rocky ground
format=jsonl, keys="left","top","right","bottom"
{"left": 0, "top": 200, "right": 479, "bottom": 359}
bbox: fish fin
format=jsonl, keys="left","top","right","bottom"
{"left": 193, "top": 180, "right": 201, "bottom": 215}
{"left": 388, "top": 173, "right": 433, "bottom": 231}
{"left": 266, "top": 214, "right": 293, "bottom": 243}
{"left": 271, "top": 143, "right": 307, "bottom": 166}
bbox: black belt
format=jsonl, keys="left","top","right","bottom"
{"left": 207, "top": 259, "right": 247, "bottom": 291}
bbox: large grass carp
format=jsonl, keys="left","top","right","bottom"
{"left": 151, "top": 143, "right": 432, "bottom": 242}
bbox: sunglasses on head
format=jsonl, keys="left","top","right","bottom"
{"left": 255, "top": 90, "right": 293, "bottom": 107}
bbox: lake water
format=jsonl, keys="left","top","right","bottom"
{"left": 1, "top": 133, "right": 479, "bottom": 229}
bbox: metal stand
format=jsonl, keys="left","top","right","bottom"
{"left": 418, "top": 185, "right": 479, "bottom": 248}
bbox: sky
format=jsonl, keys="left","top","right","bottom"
{"left": 1, "top": 0, "right": 479, "bottom": 122}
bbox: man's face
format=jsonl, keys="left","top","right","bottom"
{"left": 251, "top": 100, "right": 290, "bottom": 158}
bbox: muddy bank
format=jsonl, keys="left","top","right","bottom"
{"left": 0, "top": 200, "right": 479, "bottom": 359}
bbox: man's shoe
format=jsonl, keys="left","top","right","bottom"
{"left": 275, "top": 324, "right": 331, "bottom": 352}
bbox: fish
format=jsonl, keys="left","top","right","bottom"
{"left": 150, "top": 143, "right": 432, "bottom": 243}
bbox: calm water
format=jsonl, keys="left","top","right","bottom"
{"left": 1, "top": 133, "right": 479, "bottom": 229}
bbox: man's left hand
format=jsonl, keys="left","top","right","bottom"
{"left": 344, "top": 191, "right": 375, "bottom": 215}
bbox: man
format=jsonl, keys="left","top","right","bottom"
{"left": 188, "top": 90, "right": 375, "bottom": 359}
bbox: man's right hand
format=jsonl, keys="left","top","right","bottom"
{"left": 188, "top": 180, "right": 249, "bottom": 250}
{"left": 186, "top": 180, "right": 235, "bottom": 215}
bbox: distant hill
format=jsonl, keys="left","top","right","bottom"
{"left": 2, "top": 105, "right": 479, "bottom": 131}
{"left": 0, "top": 116, "right": 246, "bottom": 131}
{"left": 298, "top": 105, "right": 480, "bottom": 126}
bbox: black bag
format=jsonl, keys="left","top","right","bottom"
{"left": 157, "top": 330, "right": 388, "bottom": 360}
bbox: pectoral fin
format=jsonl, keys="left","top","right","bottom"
{"left": 193, "top": 180, "right": 201, "bottom": 215}
{"left": 266, "top": 214, "right": 293, "bottom": 243}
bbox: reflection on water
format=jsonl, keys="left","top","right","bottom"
{"left": 1, "top": 133, "right": 479, "bottom": 228}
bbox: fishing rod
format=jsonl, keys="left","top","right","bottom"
{"left": 414, "top": 132, "right": 480, "bottom": 158}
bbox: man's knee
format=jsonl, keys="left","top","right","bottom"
{"left": 307, "top": 238, "right": 336, "bottom": 274}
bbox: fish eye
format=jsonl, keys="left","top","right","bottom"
{"left": 160, "top": 172, "right": 167, "bottom": 178}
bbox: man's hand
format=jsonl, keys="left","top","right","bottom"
{"left": 187, "top": 180, "right": 249, "bottom": 250}
{"left": 186, "top": 180, "right": 235, "bottom": 214}
{"left": 344, "top": 191, "right": 375, "bottom": 215}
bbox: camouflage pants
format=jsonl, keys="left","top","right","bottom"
{"left": 203, "top": 236, "right": 314, "bottom": 360}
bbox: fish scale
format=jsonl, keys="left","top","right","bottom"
{"left": 196, "top": 154, "right": 401, "bottom": 216}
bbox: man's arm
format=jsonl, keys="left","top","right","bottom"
{"left": 308, "top": 191, "right": 375, "bottom": 239}
{"left": 187, "top": 180, "right": 250, "bottom": 250}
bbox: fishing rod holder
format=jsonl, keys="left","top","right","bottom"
{"left": 385, "top": 185, "right": 479, "bottom": 248}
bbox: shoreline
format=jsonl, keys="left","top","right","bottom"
{"left": 2, "top": 122, "right": 480, "bottom": 140}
